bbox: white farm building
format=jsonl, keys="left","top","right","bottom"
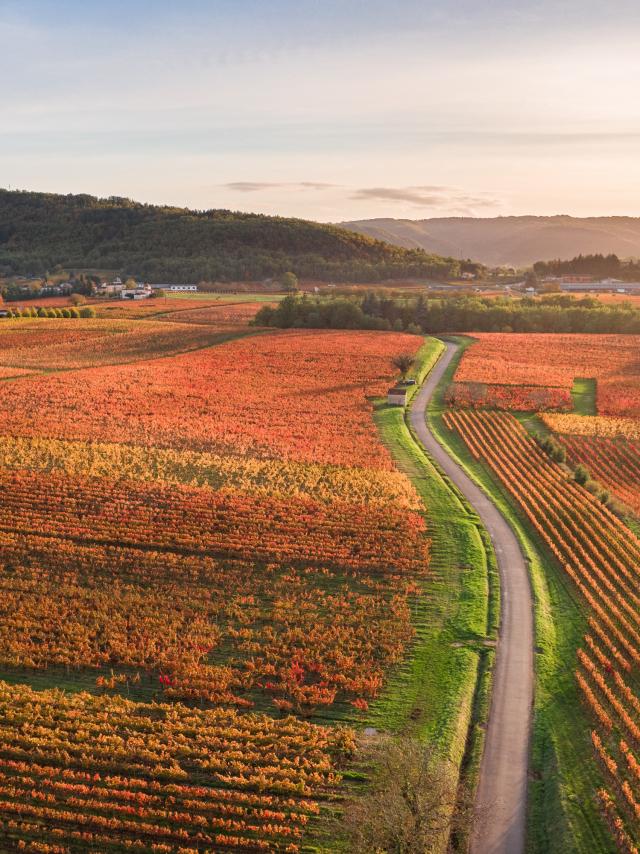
{"left": 149, "top": 284, "right": 198, "bottom": 292}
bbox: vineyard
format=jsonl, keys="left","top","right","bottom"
{"left": 541, "top": 413, "right": 640, "bottom": 442}
{"left": 555, "top": 434, "right": 640, "bottom": 517}
{"left": 451, "top": 333, "right": 640, "bottom": 416}
{"left": 0, "top": 330, "right": 416, "bottom": 466}
{"left": 0, "top": 681, "right": 354, "bottom": 853}
{"left": 444, "top": 408, "right": 640, "bottom": 851}
{"left": 0, "top": 320, "right": 431, "bottom": 851}
{"left": 0, "top": 318, "right": 255, "bottom": 371}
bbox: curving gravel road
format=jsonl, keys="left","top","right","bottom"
{"left": 409, "top": 341, "right": 534, "bottom": 854}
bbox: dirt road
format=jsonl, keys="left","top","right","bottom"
{"left": 409, "top": 341, "right": 533, "bottom": 854}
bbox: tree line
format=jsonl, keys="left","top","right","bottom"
{"left": 254, "top": 293, "right": 640, "bottom": 334}
{"left": 533, "top": 253, "right": 640, "bottom": 280}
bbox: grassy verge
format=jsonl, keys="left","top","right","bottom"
{"left": 427, "top": 337, "right": 614, "bottom": 854}
{"left": 571, "top": 377, "right": 597, "bottom": 415}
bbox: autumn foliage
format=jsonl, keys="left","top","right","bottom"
{"left": 0, "top": 325, "right": 428, "bottom": 851}
{"left": 0, "top": 329, "right": 420, "bottom": 467}
{"left": 0, "top": 681, "right": 355, "bottom": 853}
{"left": 452, "top": 333, "right": 640, "bottom": 416}
{"left": 556, "top": 434, "right": 640, "bottom": 517}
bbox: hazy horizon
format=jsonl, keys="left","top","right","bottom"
{"left": 4, "top": 0, "right": 640, "bottom": 221}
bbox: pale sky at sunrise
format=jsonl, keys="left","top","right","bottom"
{"left": 2, "top": 0, "right": 640, "bottom": 221}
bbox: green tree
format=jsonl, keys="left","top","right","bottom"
{"left": 574, "top": 464, "right": 590, "bottom": 485}
{"left": 341, "top": 737, "right": 472, "bottom": 854}
{"left": 280, "top": 271, "right": 299, "bottom": 292}
{"left": 391, "top": 353, "right": 415, "bottom": 379}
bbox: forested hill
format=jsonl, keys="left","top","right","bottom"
{"left": 0, "top": 190, "right": 459, "bottom": 282}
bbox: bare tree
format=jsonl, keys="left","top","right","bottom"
{"left": 391, "top": 353, "right": 415, "bottom": 380}
{"left": 341, "top": 736, "right": 472, "bottom": 853}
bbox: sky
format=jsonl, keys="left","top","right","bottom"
{"left": 2, "top": 0, "right": 640, "bottom": 221}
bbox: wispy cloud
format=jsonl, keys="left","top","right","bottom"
{"left": 223, "top": 181, "right": 338, "bottom": 192}
{"left": 219, "top": 181, "right": 501, "bottom": 215}
{"left": 350, "top": 185, "right": 500, "bottom": 212}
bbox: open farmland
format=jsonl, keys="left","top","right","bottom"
{"left": 91, "top": 296, "right": 278, "bottom": 321}
{"left": 0, "top": 682, "right": 354, "bottom": 853}
{"left": 448, "top": 333, "right": 640, "bottom": 417}
{"left": 156, "top": 302, "right": 275, "bottom": 326}
{"left": 540, "top": 413, "right": 640, "bottom": 524}
{"left": 0, "top": 316, "right": 449, "bottom": 851}
{"left": 553, "top": 434, "right": 640, "bottom": 518}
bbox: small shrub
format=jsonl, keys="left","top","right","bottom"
{"left": 574, "top": 464, "right": 590, "bottom": 485}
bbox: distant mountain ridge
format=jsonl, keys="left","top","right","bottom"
{"left": 338, "top": 216, "right": 640, "bottom": 267}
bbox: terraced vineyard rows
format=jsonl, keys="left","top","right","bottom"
{"left": 444, "top": 408, "right": 640, "bottom": 850}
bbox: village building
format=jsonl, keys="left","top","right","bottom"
{"left": 96, "top": 277, "right": 125, "bottom": 297}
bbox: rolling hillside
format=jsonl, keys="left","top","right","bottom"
{"left": 0, "top": 189, "right": 458, "bottom": 282}
{"left": 339, "top": 215, "right": 640, "bottom": 267}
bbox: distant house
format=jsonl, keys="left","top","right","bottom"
{"left": 558, "top": 275, "right": 593, "bottom": 284}
{"left": 387, "top": 386, "right": 408, "bottom": 406}
{"left": 41, "top": 283, "right": 72, "bottom": 296}
{"left": 96, "top": 278, "right": 125, "bottom": 297}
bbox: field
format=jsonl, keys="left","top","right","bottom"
{"left": 450, "top": 333, "right": 640, "bottom": 417}
{"left": 0, "top": 682, "right": 354, "bottom": 853}
{"left": 0, "top": 318, "right": 257, "bottom": 371}
{"left": 0, "top": 312, "right": 448, "bottom": 851}
{"left": 438, "top": 333, "right": 640, "bottom": 852}
{"left": 0, "top": 330, "right": 420, "bottom": 466}
{"left": 91, "top": 296, "right": 278, "bottom": 321}
{"left": 569, "top": 292, "right": 640, "bottom": 306}
{"left": 9, "top": 313, "right": 640, "bottom": 850}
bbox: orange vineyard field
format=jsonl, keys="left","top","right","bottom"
{"left": 444, "top": 408, "right": 640, "bottom": 851}
{"left": 451, "top": 333, "right": 640, "bottom": 416}
{"left": 0, "top": 330, "right": 417, "bottom": 466}
{"left": 0, "top": 318, "right": 255, "bottom": 371}
{"left": 0, "top": 682, "right": 354, "bottom": 854}
{"left": 0, "top": 320, "right": 429, "bottom": 852}
{"left": 541, "top": 413, "right": 640, "bottom": 442}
